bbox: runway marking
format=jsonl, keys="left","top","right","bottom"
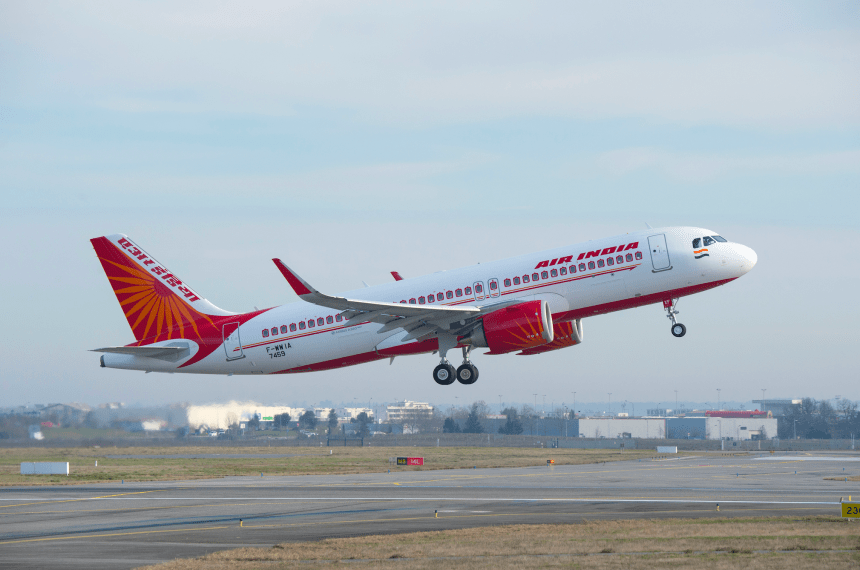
{"left": 0, "top": 497, "right": 838, "bottom": 505}
{"left": 0, "top": 489, "right": 161, "bottom": 510}
{"left": 0, "top": 524, "right": 232, "bottom": 545}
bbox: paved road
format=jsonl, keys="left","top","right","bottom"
{"left": 1, "top": 451, "right": 858, "bottom": 569}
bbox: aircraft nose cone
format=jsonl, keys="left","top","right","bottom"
{"left": 734, "top": 244, "right": 757, "bottom": 274}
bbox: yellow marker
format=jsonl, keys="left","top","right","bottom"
{"left": 239, "top": 519, "right": 243, "bottom": 527}
{"left": 841, "top": 502, "right": 859, "bottom": 518}
{"left": 716, "top": 504, "right": 720, "bottom": 512}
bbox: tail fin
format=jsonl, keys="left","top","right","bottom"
{"left": 90, "top": 234, "right": 233, "bottom": 343}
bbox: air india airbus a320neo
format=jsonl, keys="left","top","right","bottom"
{"left": 91, "top": 227, "right": 756, "bottom": 385}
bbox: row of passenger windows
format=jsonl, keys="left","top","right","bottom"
{"left": 396, "top": 252, "right": 644, "bottom": 306}
{"left": 399, "top": 283, "right": 484, "bottom": 304}
{"left": 500, "top": 252, "right": 643, "bottom": 287}
{"left": 261, "top": 251, "right": 645, "bottom": 337}
{"left": 262, "top": 314, "right": 344, "bottom": 337}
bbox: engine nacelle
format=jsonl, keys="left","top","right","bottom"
{"left": 518, "top": 319, "right": 583, "bottom": 355}
{"left": 464, "top": 300, "right": 553, "bottom": 355}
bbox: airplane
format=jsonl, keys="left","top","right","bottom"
{"left": 90, "top": 227, "right": 756, "bottom": 385}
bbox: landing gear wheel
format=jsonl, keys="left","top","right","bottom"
{"left": 433, "top": 363, "right": 456, "bottom": 385}
{"left": 456, "top": 363, "right": 479, "bottom": 385}
{"left": 671, "top": 323, "right": 686, "bottom": 338}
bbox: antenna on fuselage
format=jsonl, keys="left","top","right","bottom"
{"left": 362, "top": 281, "right": 370, "bottom": 288}
{"left": 645, "top": 222, "right": 653, "bottom": 229}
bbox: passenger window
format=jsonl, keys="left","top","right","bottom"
{"left": 400, "top": 300, "right": 406, "bottom": 304}
{"left": 616, "top": 255, "right": 623, "bottom": 264}
{"left": 317, "top": 318, "right": 324, "bottom": 326}
{"left": 579, "top": 263, "right": 586, "bottom": 272}
{"left": 428, "top": 294, "right": 435, "bottom": 303}
{"left": 532, "top": 272, "right": 539, "bottom": 281}
{"left": 635, "top": 252, "right": 643, "bottom": 260}
{"left": 326, "top": 316, "right": 333, "bottom": 324}
{"left": 447, "top": 291, "right": 454, "bottom": 299}
{"left": 559, "top": 267, "right": 566, "bottom": 275}
{"left": 550, "top": 269, "right": 557, "bottom": 277}
{"left": 335, "top": 315, "right": 342, "bottom": 322}
{"left": 597, "top": 259, "right": 605, "bottom": 268}
{"left": 409, "top": 298, "right": 416, "bottom": 304}
{"left": 307, "top": 320, "right": 315, "bottom": 328}
{"left": 475, "top": 284, "right": 483, "bottom": 293}
{"left": 522, "top": 275, "right": 530, "bottom": 283}
{"left": 271, "top": 327, "right": 278, "bottom": 336}
{"left": 418, "top": 296, "right": 425, "bottom": 304}
{"left": 703, "top": 236, "right": 715, "bottom": 246}
{"left": 606, "top": 257, "right": 614, "bottom": 266}
{"left": 541, "top": 271, "right": 549, "bottom": 279}
{"left": 504, "top": 279, "right": 511, "bottom": 287}
{"left": 490, "top": 281, "right": 497, "bottom": 290}
{"left": 262, "top": 329, "right": 269, "bottom": 338}
{"left": 438, "top": 292, "right": 444, "bottom": 300}
{"left": 280, "top": 325, "right": 288, "bottom": 334}
{"left": 626, "top": 253, "right": 633, "bottom": 262}
{"left": 290, "top": 323, "right": 297, "bottom": 331}
{"left": 513, "top": 276, "right": 521, "bottom": 285}
{"left": 588, "top": 261, "right": 595, "bottom": 270}
{"left": 569, "top": 265, "right": 576, "bottom": 274}
{"left": 463, "top": 287, "right": 470, "bottom": 295}
{"left": 692, "top": 238, "right": 701, "bottom": 248}
{"left": 299, "top": 321, "right": 306, "bottom": 330}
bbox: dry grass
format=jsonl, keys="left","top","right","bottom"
{"left": 136, "top": 517, "right": 860, "bottom": 569}
{"left": 0, "top": 446, "right": 656, "bottom": 486}
{"left": 825, "top": 475, "right": 860, "bottom": 481}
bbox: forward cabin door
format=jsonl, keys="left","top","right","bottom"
{"left": 222, "top": 322, "right": 245, "bottom": 361}
{"left": 473, "top": 281, "right": 486, "bottom": 301}
{"left": 647, "top": 234, "right": 672, "bottom": 272}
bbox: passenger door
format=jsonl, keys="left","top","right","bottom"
{"left": 647, "top": 234, "right": 672, "bottom": 272}
{"left": 222, "top": 322, "right": 245, "bottom": 361}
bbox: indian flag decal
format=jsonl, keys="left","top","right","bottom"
{"left": 694, "top": 248, "right": 709, "bottom": 259}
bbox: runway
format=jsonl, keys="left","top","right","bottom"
{"left": 1, "top": 451, "right": 858, "bottom": 569}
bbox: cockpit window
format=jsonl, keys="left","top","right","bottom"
{"left": 703, "top": 236, "right": 715, "bottom": 246}
{"left": 712, "top": 235, "right": 727, "bottom": 242}
{"left": 692, "top": 238, "right": 701, "bottom": 248}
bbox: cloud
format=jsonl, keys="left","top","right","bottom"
{"left": 2, "top": 2, "right": 857, "bottom": 128}
{"left": 592, "top": 147, "right": 860, "bottom": 183}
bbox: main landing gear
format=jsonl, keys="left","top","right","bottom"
{"left": 664, "top": 298, "right": 686, "bottom": 338}
{"left": 433, "top": 346, "right": 478, "bottom": 385}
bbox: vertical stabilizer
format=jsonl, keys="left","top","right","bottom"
{"left": 90, "top": 234, "right": 233, "bottom": 343}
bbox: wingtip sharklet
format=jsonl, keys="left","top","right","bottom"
{"left": 272, "top": 258, "right": 314, "bottom": 297}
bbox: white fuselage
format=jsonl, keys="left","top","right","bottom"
{"left": 100, "top": 226, "right": 756, "bottom": 375}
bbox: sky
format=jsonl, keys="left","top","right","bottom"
{"left": 1, "top": 1, "right": 858, "bottom": 410}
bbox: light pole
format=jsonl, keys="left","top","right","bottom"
{"left": 716, "top": 388, "right": 721, "bottom": 410}
{"left": 793, "top": 419, "right": 797, "bottom": 440}
{"left": 543, "top": 395, "right": 546, "bottom": 416}
{"left": 499, "top": 395, "right": 503, "bottom": 414}
{"left": 608, "top": 393, "right": 612, "bottom": 417}
{"left": 761, "top": 389, "right": 766, "bottom": 413}
{"left": 571, "top": 392, "right": 576, "bottom": 418}
{"left": 534, "top": 394, "right": 537, "bottom": 412}
{"left": 674, "top": 390, "right": 678, "bottom": 412}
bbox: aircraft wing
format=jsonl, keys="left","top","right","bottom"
{"left": 273, "top": 259, "right": 491, "bottom": 341}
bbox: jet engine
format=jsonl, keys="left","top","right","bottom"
{"left": 518, "top": 319, "right": 583, "bottom": 355}
{"left": 461, "top": 300, "right": 553, "bottom": 354}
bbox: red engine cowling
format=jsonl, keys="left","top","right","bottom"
{"left": 518, "top": 319, "right": 583, "bottom": 355}
{"left": 464, "top": 300, "right": 554, "bottom": 355}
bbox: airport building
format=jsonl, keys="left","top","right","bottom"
{"left": 576, "top": 418, "right": 667, "bottom": 439}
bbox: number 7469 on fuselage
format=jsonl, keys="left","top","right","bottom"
{"left": 90, "top": 226, "right": 756, "bottom": 385}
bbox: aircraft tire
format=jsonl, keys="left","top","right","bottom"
{"left": 456, "top": 363, "right": 478, "bottom": 385}
{"left": 671, "top": 323, "right": 686, "bottom": 338}
{"left": 433, "top": 363, "right": 456, "bottom": 385}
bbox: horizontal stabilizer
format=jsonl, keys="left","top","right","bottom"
{"left": 91, "top": 343, "right": 190, "bottom": 362}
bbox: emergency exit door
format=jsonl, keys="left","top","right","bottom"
{"left": 647, "top": 234, "right": 672, "bottom": 272}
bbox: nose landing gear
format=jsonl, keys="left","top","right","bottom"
{"left": 663, "top": 298, "right": 686, "bottom": 338}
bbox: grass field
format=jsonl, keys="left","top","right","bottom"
{"left": 0, "top": 446, "right": 659, "bottom": 486}
{"left": 137, "top": 517, "right": 860, "bottom": 569}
